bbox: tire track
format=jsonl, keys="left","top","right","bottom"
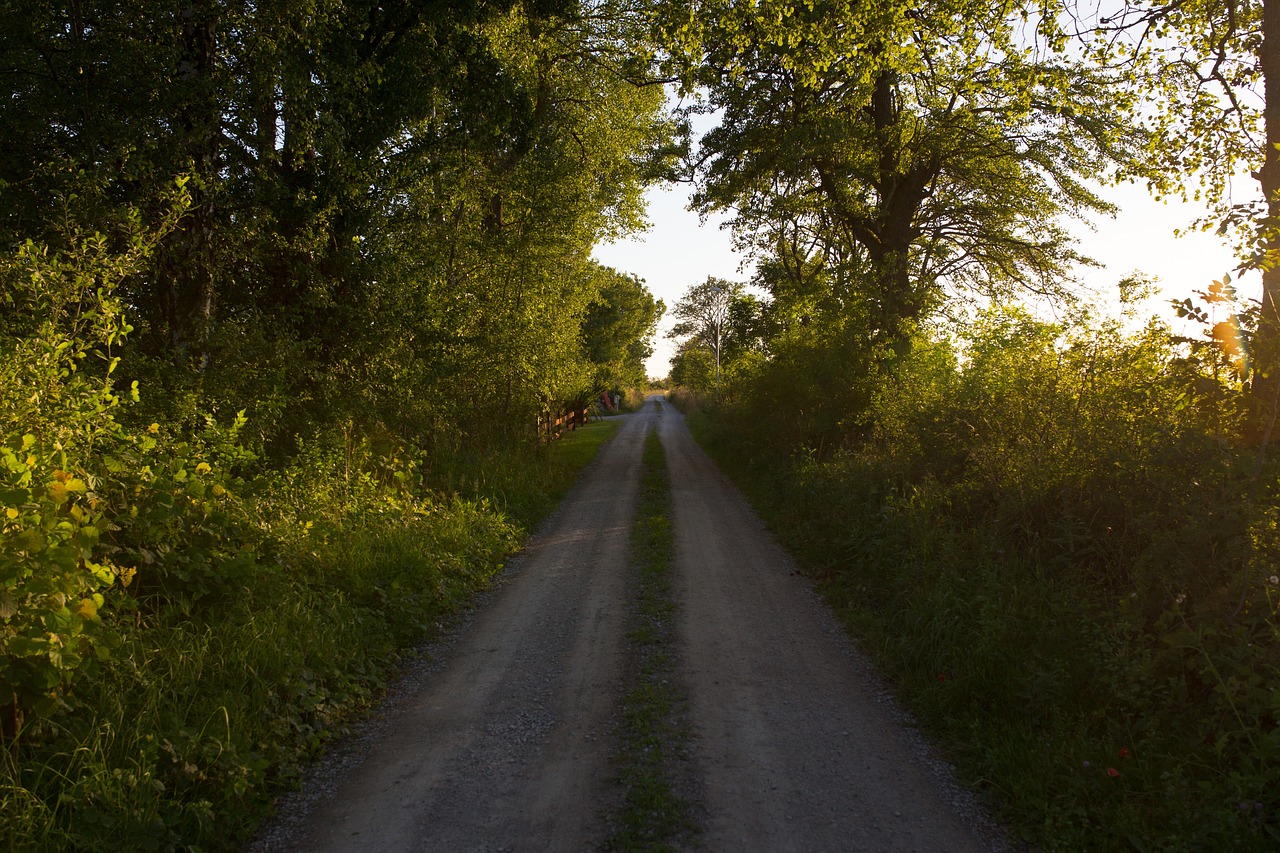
{"left": 660, "top": 404, "right": 1003, "bottom": 852}
{"left": 267, "top": 409, "right": 652, "bottom": 852}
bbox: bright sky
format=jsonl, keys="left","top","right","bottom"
{"left": 594, "top": 177, "right": 1256, "bottom": 379}
{"left": 593, "top": 182, "right": 740, "bottom": 378}
{"left": 592, "top": 106, "right": 1259, "bottom": 379}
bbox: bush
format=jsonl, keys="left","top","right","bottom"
{"left": 701, "top": 301, "right": 1280, "bottom": 849}
{"left": 0, "top": 215, "right": 167, "bottom": 738}
{"left": 1, "top": 204, "right": 624, "bottom": 848}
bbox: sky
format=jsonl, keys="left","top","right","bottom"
{"left": 593, "top": 173, "right": 1258, "bottom": 379}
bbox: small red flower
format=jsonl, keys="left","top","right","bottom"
{"left": 1119, "top": 748, "right": 1130, "bottom": 759}
{"left": 1107, "top": 767, "right": 1120, "bottom": 778}
{"left": 937, "top": 674, "right": 946, "bottom": 682}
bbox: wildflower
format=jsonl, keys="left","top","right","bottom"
{"left": 937, "top": 674, "right": 946, "bottom": 683}
{"left": 1119, "top": 748, "right": 1130, "bottom": 759}
{"left": 1107, "top": 767, "right": 1120, "bottom": 778}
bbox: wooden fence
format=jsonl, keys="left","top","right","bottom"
{"left": 537, "top": 405, "right": 589, "bottom": 443}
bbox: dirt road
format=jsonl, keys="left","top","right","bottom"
{"left": 658, "top": 404, "right": 993, "bottom": 851}
{"left": 250, "top": 398, "right": 1000, "bottom": 851}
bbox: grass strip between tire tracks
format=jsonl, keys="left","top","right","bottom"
{"left": 605, "top": 420, "right": 699, "bottom": 851}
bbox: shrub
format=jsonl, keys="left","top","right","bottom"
{"left": 702, "top": 299, "right": 1280, "bottom": 849}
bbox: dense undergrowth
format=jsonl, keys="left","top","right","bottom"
{"left": 680, "top": 300, "right": 1280, "bottom": 851}
{"left": 1, "top": 409, "right": 620, "bottom": 852}
{"left": 0, "top": 222, "right": 625, "bottom": 849}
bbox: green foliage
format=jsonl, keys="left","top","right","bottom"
{"left": 1079, "top": 1, "right": 1264, "bottom": 221}
{"left": 700, "top": 298, "right": 1280, "bottom": 850}
{"left": 0, "top": 2, "right": 662, "bottom": 843}
{"left": 683, "top": 0, "right": 1141, "bottom": 341}
{"left": 0, "top": 0, "right": 673, "bottom": 455}
{"left": 1073, "top": 0, "right": 1280, "bottom": 427}
{"left": 0, "top": 213, "right": 171, "bottom": 735}
{"left": 1, "top": 497, "right": 521, "bottom": 851}
{"left": 667, "top": 277, "right": 765, "bottom": 399}
{"left": 582, "top": 263, "right": 665, "bottom": 389}
{"left": 1, "top": 412, "right": 619, "bottom": 850}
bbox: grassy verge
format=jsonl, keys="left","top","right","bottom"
{"left": 605, "top": 424, "right": 698, "bottom": 851}
{"left": 423, "top": 418, "right": 624, "bottom": 531}
{"left": 1, "top": 420, "right": 621, "bottom": 852}
{"left": 687, "top": 413, "right": 1278, "bottom": 852}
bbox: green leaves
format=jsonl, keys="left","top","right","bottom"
{"left": 580, "top": 263, "right": 664, "bottom": 390}
{"left": 0, "top": 203, "right": 258, "bottom": 741}
{"left": 691, "top": 0, "right": 1140, "bottom": 340}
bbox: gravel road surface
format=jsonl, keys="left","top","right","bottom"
{"left": 248, "top": 397, "right": 1003, "bottom": 852}
{"left": 658, "top": 401, "right": 996, "bottom": 852}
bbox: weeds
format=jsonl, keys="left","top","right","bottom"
{"left": 1, "top": 420, "right": 620, "bottom": 851}
{"left": 605, "top": 427, "right": 698, "bottom": 851}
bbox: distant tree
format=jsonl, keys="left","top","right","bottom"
{"left": 669, "top": 337, "right": 716, "bottom": 394}
{"left": 581, "top": 263, "right": 665, "bottom": 389}
{"left": 669, "top": 276, "right": 745, "bottom": 394}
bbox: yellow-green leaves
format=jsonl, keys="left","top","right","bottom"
{"left": 691, "top": 0, "right": 1140, "bottom": 339}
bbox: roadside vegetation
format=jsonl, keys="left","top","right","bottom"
{"left": 662, "top": 1, "right": 1279, "bottom": 850}
{"left": 679, "top": 290, "right": 1279, "bottom": 849}
{"left": 1, "top": 401, "right": 619, "bottom": 850}
{"left": 5, "top": 1, "right": 1279, "bottom": 850}
{"left": 1, "top": 2, "right": 660, "bottom": 849}
{"left": 606, "top": 420, "right": 698, "bottom": 851}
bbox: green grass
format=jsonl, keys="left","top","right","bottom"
{"left": 1, "top": 421, "right": 623, "bottom": 852}
{"left": 428, "top": 418, "right": 622, "bottom": 530}
{"left": 604, "top": 427, "right": 698, "bottom": 852}
{"left": 687, "top": 413, "right": 1280, "bottom": 852}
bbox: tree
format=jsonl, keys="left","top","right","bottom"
{"left": 1072, "top": 0, "right": 1279, "bottom": 439}
{"left": 669, "top": 276, "right": 746, "bottom": 394}
{"left": 668, "top": 337, "right": 717, "bottom": 393}
{"left": 581, "top": 263, "right": 665, "bottom": 389}
{"left": 0, "top": 0, "right": 677, "bottom": 446}
{"left": 683, "top": 0, "right": 1144, "bottom": 343}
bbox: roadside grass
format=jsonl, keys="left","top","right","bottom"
{"left": 428, "top": 418, "right": 621, "bottom": 531}
{"left": 1, "top": 420, "right": 621, "bottom": 852}
{"left": 605, "top": 425, "right": 699, "bottom": 852}
{"left": 688, "top": 413, "right": 1279, "bottom": 852}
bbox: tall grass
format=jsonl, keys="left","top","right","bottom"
{"left": 692, "top": 307, "right": 1279, "bottom": 851}
{"left": 2, "top": 419, "right": 620, "bottom": 851}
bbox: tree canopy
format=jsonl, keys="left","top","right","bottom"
{"left": 1069, "top": 0, "right": 1279, "bottom": 430}
{"left": 0, "top": 0, "right": 672, "bottom": 450}
{"left": 682, "top": 0, "right": 1145, "bottom": 343}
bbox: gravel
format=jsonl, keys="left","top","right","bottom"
{"left": 244, "top": 400, "right": 1014, "bottom": 852}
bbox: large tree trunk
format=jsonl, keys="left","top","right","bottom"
{"left": 1253, "top": 0, "right": 1280, "bottom": 446}
{"left": 849, "top": 71, "right": 936, "bottom": 338}
{"left": 159, "top": 3, "right": 219, "bottom": 369}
